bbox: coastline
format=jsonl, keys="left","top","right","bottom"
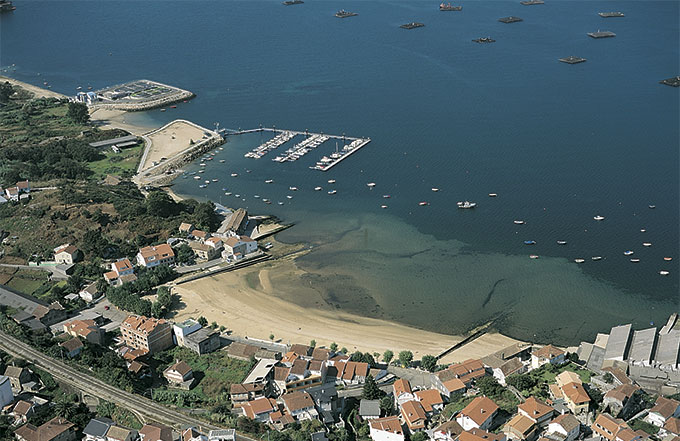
{"left": 0, "top": 74, "right": 67, "bottom": 99}
{"left": 8, "top": 74, "right": 528, "bottom": 362}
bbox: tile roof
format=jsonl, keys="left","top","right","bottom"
{"left": 551, "top": 414, "right": 580, "bottom": 432}
{"left": 605, "top": 384, "right": 639, "bottom": 403}
{"left": 138, "top": 244, "right": 175, "bottom": 263}
{"left": 230, "top": 383, "right": 264, "bottom": 395}
{"left": 650, "top": 397, "right": 680, "bottom": 419}
{"left": 290, "top": 344, "right": 311, "bottom": 356}
{"left": 401, "top": 400, "right": 427, "bottom": 430}
{"left": 518, "top": 396, "right": 554, "bottom": 421}
{"left": 64, "top": 319, "right": 99, "bottom": 338}
{"left": 601, "top": 367, "right": 632, "bottom": 385}
{"left": 555, "top": 371, "right": 582, "bottom": 387}
{"left": 561, "top": 382, "right": 591, "bottom": 404}
{"left": 107, "top": 426, "right": 135, "bottom": 441}
{"left": 312, "top": 348, "right": 330, "bottom": 360}
{"left": 140, "top": 422, "right": 173, "bottom": 441}
{"left": 459, "top": 396, "right": 499, "bottom": 426}
{"left": 458, "top": 429, "right": 506, "bottom": 441}
{"left": 533, "top": 345, "right": 565, "bottom": 359}
{"left": 113, "top": 258, "right": 134, "bottom": 274}
{"left": 14, "top": 417, "right": 74, "bottom": 441}
{"left": 393, "top": 378, "right": 412, "bottom": 396}
{"left": 166, "top": 360, "right": 192, "bottom": 377}
{"left": 504, "top": 414, "right": 536, "bottom": 436}
{"left": 282, "top": 391, "right": 314, "bottom": 412}
{"left": 592, "top": 413, "right": 627, "bottom": 441}
{"left": 242, "top": 397, "right": 277, "bottom": 419}
{"left": 443, "top": 378, "right": 467, "bottom": 393}
{"left": 435, "top": 420, "right": 464, "bottom": 437}
{"left": 122, "top": 315, "right": 167, "bottom": 335}
{"left": 60, "top": 337, "right": 83, "bottom": 353}
{"left": 370, "top": 415, "right": 403, "bottom": 435}
{"left": 13, "top": 400, "right": 34, "bottom": 416}
{"left": 415, "top": 389, "right": 444, "bottom": 412}
{"left": 54, "top": 244, "right": 78, "bottom": 255}
{"left": 290, "top": 358, "right": 309, "bottom": 376}
{"left": 497, "top": 357, "right": 524, "bottom": 376}
{"left": 273, "top": 366, "right": 290, "bottom": 381}
{"left": 665, "top": 418, "right": 680, "bottom": 435}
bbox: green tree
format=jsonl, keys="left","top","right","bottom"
{"left": 383, "top": 349, "right": 394, "bottom": 365}
{"left": 506, "top": 374, "right": 538, "bottom": 392}
{"left": 411, "top": 433, "right": 427, "bottom": 441}
{"left": 362, "top": 375, "right": 384, "bottom": 400}
{"left": 175, "top": 244, "right": 195, "bottom": 265}
{"left": 330, "top": 342, "right": 338, "bottom": 352}
{"left": 0, "top": 81, "right": 13, "bottom": 104}
{"left": 145, "top": 191, "right": 178, "bottom": 217}
{"left": 398, "top": 350, "right": 413, "bottom": 367}
{"left": 310, "top": 339, "right": 316, "bottom": 348}
{"left": 198, "top": 316, "right": 208, "bottom": 327}
{"left": 421, "top": 355, "right": 437, "bottom": 372}
{"left": 269, "top": 334, "right": 275, "bottom": 341}
{"left": 67, "top": 102, "right": 90, "bottom": 124}
{"left": 603, "top": 372, "right": 614, "bottom": 384}
{"left": 379, "top": 395, "right": 394, "bottom": 416}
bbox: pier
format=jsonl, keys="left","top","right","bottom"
{"left": 244, "top": 130, "right": 295, "bottom": 159}
{"left": 225, "top": 127, "right": 371, "bottom": 171}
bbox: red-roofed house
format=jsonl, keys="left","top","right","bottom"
{"left": 517, "top": 397, "right": 554, "bottom": 426}
{"left": 370, "top": 416, "right": 405, "bottom": 441}
{"left": 401, "top": 400, "right": 427, "bottom": 433}
{"left": 241, "top": 397, "right": 278, "bottom": 422}
{"left": 14, "top": 417, "right": 75, "bottom": 441}
{"left": 531, "top": 345, "right": 566, "bottom": 370}
{"left": 648, "top": 397, "right": 680, "bottom": 427}
{"left": 63, "top": 319, "right": 102, "bottom": 345}
{"left": 121, "top": 315, "right": 173, "bottom": 354}
{"left": 393, "top": 378, "right": 415, "bottom": 407}
{"left": 560, "top": 382, "right": 590, "bottom": 415}
{"left": 136, "top": 244, "right": 175, "bottom": 268}
{"left": 665, "top": 418, "right": 680, "bottom": 436}
{"left": 415, "top": 389, "right": 445, "bottom": 416}
{"left": 456, "top": 396, "right": 499, "bottom": 431}
{"left": 54, "top": 244, "right": 80, "bottom": 265}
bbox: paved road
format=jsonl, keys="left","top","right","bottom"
{"left": 0, "top": 330, "right": 222, "bottom": 431}
{"left": 387, "top": 366, "right": 434, "bottom": 389}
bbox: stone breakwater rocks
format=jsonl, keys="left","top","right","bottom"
{"left": 90, "top": 89, "right": 195, "bottom": 111}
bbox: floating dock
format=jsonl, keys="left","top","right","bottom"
{"left": 599, "top": 12, "right": 624, "bottom": 17}
{"left": 274, "top": 134, "right": 330, "bottom": 162}
{"left": 244, "top": 131, "right": 295, "bottom": 159}
{"left": 588, "top": 30, "right": 616, "bottom": 38}
{"left": 499, "top": 16, "right": 523, "bottom": 23}
{"left": 310, "top": 138, "right": 372, "bottom": 172}
{"left": 559, "top": 56, "right": 587, "bottom": 64}
{"left": 401, "top": 22, "right": 425, "bottom": 29}
{"left": 659, "top": 76, "right": 680, "bottom": 87}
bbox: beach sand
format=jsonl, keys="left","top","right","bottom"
{"left": 89, "top": 108, "right": 154, "bottom": 136}
{"left": 171, "top": 251, "right": 522, "bottom": 361}
{"left": 140, "top": 120, "right": 208, "bottom": 171}
{"left": 0, "top": 75, "right": 67, "bottom": 99}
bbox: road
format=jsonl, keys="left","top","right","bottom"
{"left": 0, "top": 330, "right": 222, "bottom": 431}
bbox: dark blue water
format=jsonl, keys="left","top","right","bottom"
{"left": 2, "top": 0, "right": 678, "bottom": 344}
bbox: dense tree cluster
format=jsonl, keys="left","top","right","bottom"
{"left": 106, "top": 265, "right": 177, "bottom": 316}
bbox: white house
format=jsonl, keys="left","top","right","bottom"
{"left": 136, "top": 244, "right": 175, "bottom": 268}
{"left": 647, "top": 397, "right": 680, "bottom": 427}
{"left": 548, "top": 414, "right": 580, "bottom": 441}
{"left": 456, "top": 396, "right": 499, "bottom": 431}
{"left": 369, "top": 416, "right": 405, "bottom": 441}
{"left": 241, "top": 397, "right": 278, "bottom": 423}
{"left": 54, "top": 244, "right": 80, "bottom": 265}
{"left": 282, "top": 391, "right": 318, "bottom": 421}
{"left": 0, "top": 375, "right": 13, "bottom": 409}
{"left": 393, "top": 378, "right": 415, "bottom": 407}
{"left": 531, "top": 345, "right": 566, "bottom": 370}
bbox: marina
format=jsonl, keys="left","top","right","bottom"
{"left": 244, "top": 131, "right": 296, "bottom": 159}
{"left": 310, "top": 138, "right": 372, "bottom": 172}
{"left": 588, "top": 30, "right": 616, "bottom": 38}
{"left": 273, "top": 134, "right": 330, "bottom": 163}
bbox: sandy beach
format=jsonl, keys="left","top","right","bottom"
{"left": 0, "top": 75, "right": 67, "bottom": 99}
{"left": 172, "top": 250, "right": 522, "bottom": 361}
{"left": 89, "top": 108, "right": 154, "bottom": 136}
{"left": 139, "top": 120, "right": 211, "bottom": 172}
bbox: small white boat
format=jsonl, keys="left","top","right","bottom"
{"left": 235, "top": 194, "right": 240, "bottom": 198}
{"left": 592, "top": 256, "right": 602, "bottom": 261}
{"left": 383, "top": 194, "right": 391, "bottom": 199}
{"left": 514, "top": 220, "right": 525, "bottom": 225}
{"left": 231, "top": 173, "right": 238, "bottom": 177}
{"left": 254, "top": 195, "right": 260, "bottom": 199}
{"left": 624, "top": 250, "right": 634, "bottom": 256}
{"left": 557, "top": 240, "right": 567, "bottom": 245}
{"left": 457, "top": 201, "right": 476, "bottom": 209}
{"left": 381, "top": 205, "right": 388, "bottom": 209}
{"left": 286, "top": 195, "right": 293, "bottom": 199}
{"left": 199, "top": 163, "right": 207, "bottom": 167}
{"left": 265, "top": 179, "right": 274, "bottom": 184}
{"left": 328, "top": 179, "right": 336, "bottom": 184}
{"left": 594, "top": 215, "right": 605, "bottom": 221}
{"left": 199, "top": 184, "right": 207, "bottom": 188}
{"left": 659, "top": 270, "right": 669, "bottom": 276}
{"left": 193, "top": 176, "right": 201, "bottom": 180}
{"left": 289, "top": 186, "right": 298, "bottom": 191}
{"left": 204, "top": 180, "right": 210, "bottom": 184}
{"left": 649, "top": 205, "right": 656, "bottom": 209}
{"left": 419, "top": 201, "right": 429, "bottom": 206}
{"left": 278, "top": 202, "right": 284, "bottom": 205}
{"left": 488, "top": 193, "right": 498, "bottom": 197}
{"left": 664, "top": 257, "right": 673, "bottom": 261}
{"left": 630, "top": 258, "right": 640, "bottom": 263}
{"left": 198, "top": 170, "right": 205, "bottom": 173}
{"left": 640, "top": 229, "right": 646, "bottom": 232}
{"left": 431, "top": 188, "right": 439, "bottom": 192}
{"left": 367, "top": 182, "right": 376, "bottom": 188}
{"left": 574, "top": 258, "right": 585, "bottom": 263}
{"left": 314, "top": 186, "right": 322, "bottom": 191}
{"left": 642, "top": 242, "right": 652, "bottom": 247}
{"left": 529, "top": 255, "right": 539, "bottom": 259}
{"left": 212, "top": 179, "right": 218, "bottom": 182}
{"left": 328, "top": 190, "right": 337, "bottom": 195}
{"left": 219, "top": 159, "right": 225, "bottom": 163}
{"left": 225, "top": 192, "right": 232, "bottom": 195}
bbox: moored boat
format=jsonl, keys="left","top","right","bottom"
{"left": 664, "top": 257, "right": 673, "bottom": 261}
{"left": 367, "top": 182, "right": 376, "bottom": 188}
{"left": 457, "top": 201, "right": 476, "bottom": 209}
{"left": 419, "top": 201, "right": 429, "bottom": 206}
{"left": 630, "top": 258, "right": 640, "bottom": 263}
{"left": 328, "top": 190, "right": 337, "bottom": 195}
{"left": 524, "top": 240, "right": 536, "bottom": 245}
{"left": 574, "top": 258, "right": 585, "bottom": 263}
{"left": 514, "top": 220, "right": 525, "bottom": 225}
{"left": 592, "top": 256, "right": 602, "bottom": 261}
{"left": 557, "top": 240, "right": 567, "bottom": 245}
{"left": 594, "top": 215, "right": 605, "bottom": 221}
{"left": 659, "top": 270, "right": 669, "bottom": 276}
{"left": 488, "top": 193, "right": 498, "bottom": 197}
{"left": 642, "top": 242, "right": 652, "bottom": 247}
{"left": 624, "top": 250, "right": 634, "bottom": 256}
{"left": 529, "top": 255, "right": 539, "bottom": 259}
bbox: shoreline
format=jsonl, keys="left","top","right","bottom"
{"left": 7, "top": 73, "right": 527, "bottom": 362}
{"left": 0, "top": 74, "right": 67, "bottom": 99}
